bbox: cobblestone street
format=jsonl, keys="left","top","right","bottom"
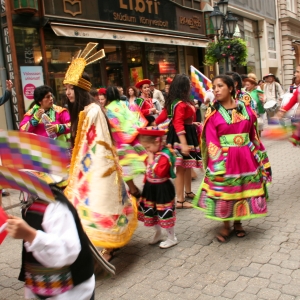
{"left": 1, "top": 138, "right": 300, "bottom": 300}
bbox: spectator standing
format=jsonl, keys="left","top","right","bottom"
{"left": 150, "top": 81, "right": 165, "bottom": 108}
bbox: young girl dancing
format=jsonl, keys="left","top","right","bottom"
{"left": 137, "top": 127, "right": 177, "bottom": 249}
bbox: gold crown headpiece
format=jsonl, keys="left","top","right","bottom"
{"left": 63, "top": 42, "right": 105, "bottom": 91}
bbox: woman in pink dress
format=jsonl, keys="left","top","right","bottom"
{"left": 193, "top": 75, "right": 271, "bottom": 242}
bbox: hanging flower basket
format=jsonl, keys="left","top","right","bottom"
{"left": 204, "top": 38, "right": 248, "bottom": 67}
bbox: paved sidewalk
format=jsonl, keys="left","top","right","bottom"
{"left": 1, "top": 138, "right": 300, "bottom": 300}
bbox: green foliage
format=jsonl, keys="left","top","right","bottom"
{"left": 204, "top": 38, "right": 248, "bottom": 67}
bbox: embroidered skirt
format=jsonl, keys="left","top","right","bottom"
{"left": 138, "top": 179, "right": 176, "bottom": 228}
{"left": 167, "top": 124, "right": 202, "bottom": 168}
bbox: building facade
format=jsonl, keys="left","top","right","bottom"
{"left": 1, "top": 0, "right": 212, "bottom": 128}
{"left": 277, "top": 0, "right": 300, "bottom": 90}
{"left": 227, "top": 0, "right": 280, "bottom": 81}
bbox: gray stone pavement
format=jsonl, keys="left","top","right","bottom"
{"left": 1, "top": 138, "right": 300, "bottom": 299}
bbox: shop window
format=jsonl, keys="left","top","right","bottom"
{"left": 44, "top": 29, "right": 103, "bottom": 105}
{"left": 267, "top": 24, "right": 276, "bottom": 51}
{"left": 126, "top": 42, "right": 143, "bottom": 86}
{"left": 145, "top": 44, "right": 178, "bottom": 91}
{"left": 14, "top": 27, "right": 42, "bottom": 66}
{"left": 104, "top": 42, "right": 123, "bottom": 87}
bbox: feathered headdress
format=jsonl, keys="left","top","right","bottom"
{"left": 63, "top": 42, "right": 105, "bottom": 91}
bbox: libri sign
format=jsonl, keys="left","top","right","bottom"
{"left": 98, "top": 0, "right": 176, "bottom": 30}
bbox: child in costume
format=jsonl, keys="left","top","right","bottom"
{"left": 137, "top": 127, "right": 177, "bottom": 249}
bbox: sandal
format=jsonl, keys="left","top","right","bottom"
{"left": 176, "top": 200, "right": 193, "bottom": 209}
{"left": 185, "top": 192, "right": 196, "bottom": 199}
{"left": 233, "top": 222, "right": 246, "bottom": 238}
{"left": 216, "top": 228, "right": 231, "bottom": 243}
{"left": 100, "top": 249, "right": 115, "bottom": 262}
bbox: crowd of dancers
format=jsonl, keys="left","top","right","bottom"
{"left": 1, "top": 42, "right": 300, "bottom": 299}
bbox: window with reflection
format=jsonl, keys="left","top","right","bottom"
{"left": 126, "top": 42, "right": 143, "bottom": 86}
{"left": 104, "top": 42, "right": 123, "bottom": 87}
{"left": 44, "top": 29, "right": 103, "bottom": 106}
{"left": 146, "top": 44, "right": 178, "bottom": 91}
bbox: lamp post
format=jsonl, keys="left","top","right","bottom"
{"left": 209, "top": 0, "right": 238, "bottom": 71}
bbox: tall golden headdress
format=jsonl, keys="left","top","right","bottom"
{"left": 63, "top": 42, "right": 105, "bottom": 91}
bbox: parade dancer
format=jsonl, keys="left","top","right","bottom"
{"left": 0, "top": 131, "right": 103, "bottom": 300}
{"left": 105, "top": 86, "right": 148, "bottom": 198}
{"left": 193, "top": 75, "right": 271, "bottom": 242}
{"left": 137, "top": 127, "right": 178, "bottom": 248}
{"left": 135, "top": 79, "right": 159, "bottom": 125}
{"left": 276, "top": 65, "right": 300, "bottom": 146}
{"left": 154, "top": 74, "right": 202, "bottom": 209}
{"left": 63, "top": 43, "right": 138, "bottom": 262}
{"left": 20, "top": 85, "right": 71, "bottom": 141}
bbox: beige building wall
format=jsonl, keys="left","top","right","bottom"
{"left": 278, "top": 0, "right": 300, "bottom": 90}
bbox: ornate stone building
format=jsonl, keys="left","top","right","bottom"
{"left": 278, "top": 0, "right": 300, "bottom": 90}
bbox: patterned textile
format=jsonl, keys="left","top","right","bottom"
{"left": 64, "top": 103, "right": 138, "bottom": 248}
{"left": 193, "top": 100, "right": 271, "bottom": 221}
{"left": 167, "top": 124, "right": 202, "bottom": 168}
{"left": 25, "top": 264, "right": 73, "bottom": 297}
{"left": 106, "top": 100, "right": 147, "bottom": 144}
{"left": 0, "top": 131, "right": 69, "bottom": 177}
{"left": 106, "top": 100, "right": 147, "bottom": 181}
{"left": 0, "top": 166, "right": 55, "bottom": 202}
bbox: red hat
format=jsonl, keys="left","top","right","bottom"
{"left": 165, "top": 77, "right": 173, "bottom": 85}
{"left": 98, "top": 88, "right": 107, "bottom": 95}
{"left": 137, "top": 127, "right": 167, "bottom": 136}
{"left": 135, "top": 79, "right": 151, "bottom": 89}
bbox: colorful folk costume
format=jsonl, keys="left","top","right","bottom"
{"left": 0, "top": 131, "right": 115, "bottom": 300}
{"left": 63, "top": 43, "right": 137, "bottom": 249}
{"left": 136, "top": 127, "right": 178, "bottom": 248}
{"left": 193, "top": 100, "right": 271, "bottom": 221}
{"left": 20, "top": 104, "right": 71, "bottom": 141}
{"left": 105, "top": 100, "right": 148, "bottom": 181}
{"left": 155, "top": 100, "right": 202, "bottom": 168}
{"left": 135, "top": 79, "right": 156, "bottom": 125}
{"left": 280, "top": 86, "right": 300, "bottom": 146}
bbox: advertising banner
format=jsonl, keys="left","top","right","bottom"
{"left": 20, "top": 66, "right": 44, "bottom": 109}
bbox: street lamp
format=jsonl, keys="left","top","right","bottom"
{"left": 209, "top": 0, "right": 238, "bottom": 70}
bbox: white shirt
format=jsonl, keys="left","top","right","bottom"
{"left": 24, "top": 201, "right": 95, "bottom": 300}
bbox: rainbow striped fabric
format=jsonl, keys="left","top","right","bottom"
{"left": 0, "top": 166, "right": 55, "bottom": 202}
{"left": 0, "top": 131, "right": 69, "bottom": 177}
{"left": 190, "top": 65, "right": 212, "bottom": 103}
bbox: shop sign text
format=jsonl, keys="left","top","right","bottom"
{"left": 3, "top": 27, "right": 19, "bottom": 128}
{"left": 179, "top": 16, "right": 201, "bottom": 30}
{"left": 119, "top": 0, "right": 160, "bottom": 14}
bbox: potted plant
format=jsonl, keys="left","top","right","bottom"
{"left": 204, "top": 38, "right": 248, "bottom": 67}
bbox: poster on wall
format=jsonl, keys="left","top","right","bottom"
{"left": 20, "top": 66, "right": 44, "bottom": 110}
{"left": 130, "top": 67, "right": 143, "bottom": 85}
